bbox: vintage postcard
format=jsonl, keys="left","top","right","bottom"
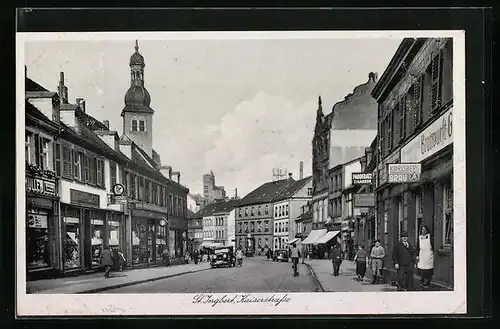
{"left": 16, "top": 30, "right": 466, "bottom": 316}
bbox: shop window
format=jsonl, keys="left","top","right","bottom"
{"left": 26, "top": 209, "right": 50, "bottom": 269}
{"left": 63, "top": 211, "right": 81, "bottom": 269}
{"left": 108, "top": 216, "right": 121, "bottom": 251}
{"left": 443, "top": 179, "right": 453, "bottom": 246}
{"left": 91, "top": 214, "right": 105, "bottom": 267}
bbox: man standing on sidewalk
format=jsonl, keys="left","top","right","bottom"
{"left": 330, "top": 244, "right": 343, "bottom": 276}
{"left": 290, "top": 243, "right": 301, "bottom": 276}
{"left": 392, "top": 232, "right": 416, "bottom": 291}
{"left": 100, "top": 247, "right": 113, "bottom": 279}
{"left": 370, "top": 239, "right": 385, "bottom": 284}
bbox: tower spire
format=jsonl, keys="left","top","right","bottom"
{"left": 317, "top": 95, "right": 323, "bottom": 115}
{"left": 135, "top": 39, "right": 139, "bottom": 52}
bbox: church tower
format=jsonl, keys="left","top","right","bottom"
{"left": 121, "top": 40, "right": 155, "bottom": 157}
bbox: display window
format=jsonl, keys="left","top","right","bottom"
{"left": 63, "top": 215, "right": 81, "bottom": 269}
{"left": 90, "top": 212, "right": 105, "bottom": 267}
{"left": 26, "top": 208, "right": 50, "bottom": 269}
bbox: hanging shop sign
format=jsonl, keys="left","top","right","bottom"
{"left": 159, "top": 217, "right": 168, "bottom": 227}
{"left": 387, "top": 163, "right": 422, "bottom": 183}
{"left": 112, "top": 183, "right": 125, "bottom": 196}
{"left": 352, "top": 173, "right": 374, "bottom": 185}
{"left": 401, "top": 107, "right": 453, "bottom": 163}
{"left": 353, "top": 193, "right": 375, "bottom": 208}
{"left": 70, "top": 189, "right": 100, "bottom": 208}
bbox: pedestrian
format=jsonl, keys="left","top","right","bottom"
{"left": 236, "top": 246, "right": 244, "bottom": 267}
{"left": 370, "top": 239, "right": 385, "bottom": 284}
{"left": 416, "top": 225, "right": 434, "bottom": 288}
{"left": 193, "top": 249, "right": 199, "bottom": 265}
{"left": 290, "top": 243, "right": 300, "bottom": 276}
{"left": 184, "top": 251, "right": 190, "bottom": 264}
{"left": 100, "top": 246, "right": 113, "bottom": 278}
{"left": 354, "top": 244, "right": 368, "bottom": 281}
{"left": 162, "top": 248, "right": 170, "bottom": 266}
{"left": 330, "top": 244, "right": 343, "bottom": 276}
{"left": 392, "top": 231, "right": 416, "bottom": 291}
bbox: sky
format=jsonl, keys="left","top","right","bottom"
{"left": 24, "top": 35, "right": 402, "bottom": 197}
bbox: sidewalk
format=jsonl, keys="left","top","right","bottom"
{"left": 27, "top": 262, "right": 211, "bottom": 294}
{"left": 305, "top": 259, "right": 397, "bottom": 292}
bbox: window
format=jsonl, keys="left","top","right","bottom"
{"left": 308, "top": 187, "right": 313, "bottom": 196}
{"left": 257, "top": 221, "right": 262, "bottom": 232}
{"left": 279, "top": 222, "right": 282, "bottom": 233}
{"left": 265, "top": 205, "right": 269, "bottom": 215}
{"left": 25, "top": 132, "right": 33, "bottom": 164}
{"left": 96, "top": 159, "right": 105, "bottom": 188}
{"left": 399, "top": 96, "right": 407, "bottom": 142}
{"left": 443, "top": 178, "right": 453, "bottom": 246}
{"left": 89, "top": 157, "right": 97, "bottom": 185}
{"left": 131, "top": 119, "right": 138, "bottom": 132}
{"left": 39, "top": 138, "right": 49, "bottom": 169}
{"left": 285, "top": 221, "right": 288, "bottom": 232}
{"left": 62, "top": 145, "right": 73, "bottom": 179}
{"left": 238, "top": 209, "right": 242, "bottom": 218}
{"left": 345, "top": 194, "right": 353, "bottom": 217}
{"left": 258, "top": 206, "right": 262, "bottom": 215}
{"left": 244, "top": 208, "right": 248, "bottom": 216}
{"left": 285, "top": 204, "right": 289, "bottom": 217}
{"left": 244, "top": 222, "right": 248, "bottom": 233}
{"left": 145, "top": 180, "right": 150, "bottom": 203}
{"left": 151, "top": 183, "right": 157, "bottom": 205}
{"left": 130, "top": 174, "right": 137, "bottom": 199}
{"left": 274, "top": 206, "right": 278, "bottom": 218}
{"left": 73, "top": 151, "right": 82, "bottom": 181}
{"left": 431, "top": 50, "right": 443, "bottom": 112}
{"left": 169, "top": 194, "right": 173, "bottom": 214}
{"left": 138, "top": 177, "right": 145, "bottom": 200}
{"left": 274, "top": 222, "right": 278, "bottom": 233}
{"left": 251, "top": 207, "right": 255, "bottom": 216}
{"left": 139, "top": 120, "right": 146, "bottom": 132}
{"left": 238, "top": 222, "right": 242, "bottom": 233}
{"left": 250, "top": 222, "right": 255, "bottom": 232}
{"left": 413, "top": 74, "right": 424, "bottom": 127}
{"left": 264, "top": 221, "right": 269, "bottom": 232}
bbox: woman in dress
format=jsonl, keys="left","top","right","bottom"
{"left": 416, "top": 225, "right": 434, "bottom": 288}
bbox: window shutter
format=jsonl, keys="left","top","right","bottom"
{"left": 96, "top": 159, "right": 102, "bottom": 187}
{"left": 62, "top": 145, "right": 70, "bottom": 178}
{"left": 431, "top": 50, "right": 443, "bottom": 112}
{"left": 413, "top": 75, "right": 423, "bottom": 127}
{"left": 400, "top": 95, "right": 407, "bottom": 141}
{"left": 101, "top": 160, "right": 106, "bottom": 188}
{"left": 54, "top": 143, "right": 62, "bottom": 176}
{"left": 34, "top": 134, "right": 40, "bottom": 167}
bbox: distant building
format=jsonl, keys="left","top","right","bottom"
{"left": 203, "top": 171, "right": 226, "bottom": 202}
{"left": 235, "top": 176, "right": 295, "bottom": 256}
{"left": 194, "top": 199, "right": 240, "bottom": 248}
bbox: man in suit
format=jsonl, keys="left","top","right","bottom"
{"left": 392, "top": 231, "right": 416, "bottom": 291}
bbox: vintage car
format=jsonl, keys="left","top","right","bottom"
{"left": 273, "top": 249, "right": 290, "bottom": 262}
{"left": 210, "top": 247, "right": 236, "bottom": 268}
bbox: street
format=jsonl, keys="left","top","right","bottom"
{"left": 105, "top": 257, "right": 320, "bottom": 293}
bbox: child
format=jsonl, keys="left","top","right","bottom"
{"left": 354, "top": 245, "right": 368, "bottom": 281}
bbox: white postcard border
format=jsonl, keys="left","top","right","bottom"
{"left": 16, "top": 30, "right": 467, "bottom": 316}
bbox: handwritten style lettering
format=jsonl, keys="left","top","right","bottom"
{"left": 192, "top": 293, "right": 291, "bottom": 307}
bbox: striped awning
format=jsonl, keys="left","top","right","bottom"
{"left": 315, "top": 231, "right": 340, "bottom": 244}
{"left": 301, "top": 229, "right": 327, "bottom": 245}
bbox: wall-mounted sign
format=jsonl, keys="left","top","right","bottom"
{"left": 63, "top": 216, "right": 79, "bottom": 224}
{"left": 352, "top": 173, "right": 373, "bottom": 185}
{"left": 26, "top": 176, "right": 57, "bottom": 197}
{"left": 159, "top": 217, "right": 168, "bottom": 227}
{"left": 112, "top": 183, "right": 125, "bottom": 196}
{"left": 70, "top": 189, "right": 100, "bottom": 208}
{"left": 27, "top": 213, "right": 48, "bottom": 228}
{"left": 354, "top": 193, "right": 375, "bottom": 208}
{"left": 401, "top": 108, "right": 453, "bottom": 163}
{"left": 387, "top": 163, "right": 422, "bottom": 183}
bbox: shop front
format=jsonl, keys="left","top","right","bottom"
{"left": 61, "top": 189, "right": 125, "bottom": 273}
{"left": 26, "top": 170, "right": 60, "bottom": 280}
{"left": 130, "top": 206, "right": 169, "bottom": 266}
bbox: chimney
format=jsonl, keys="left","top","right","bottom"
{"left": 58, "top": 72, "right": 69, "bottom": 104}
{"left": 76, "top": 98, "right": 86, "bottom": 113}
{"left": 299, "top": 161, "right": 304, "bottom": 179}
{"left": 235, "top": 188, "right": 238, "bottom": 199}
{"left": 369, "top": 72, "right": 378, "bottom": 83}
{"left": 160, "top": 166, "right": 173, "bottom": 180}
{"left": 103, "top": 120, "right": 109, "bottom": 129}
{"left": 25, "top": 65, "right": 27, "bottom": 77}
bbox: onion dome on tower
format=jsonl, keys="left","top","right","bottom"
{"left": 121, "top": 40, "right": 154, "bottom": 116}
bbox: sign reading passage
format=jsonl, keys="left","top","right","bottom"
{"left": 352, "top": 173, "right": 373, "bottom": 185}
{"left": 387, "top": 163, "right": 421, "bottom": 183}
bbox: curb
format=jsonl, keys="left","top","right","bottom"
{"left": 77, "top": 267, "right": 211, "bottom": 294}
{"left": 303, "top": 262, "right": 324, "bottom": 292}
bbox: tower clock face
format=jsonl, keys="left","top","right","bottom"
{"left": 112, "top": 183, "right": 125, "bottom": 196}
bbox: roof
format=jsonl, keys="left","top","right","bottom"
{"left": 25, "top": 101, "right": 61, "bottom": 132}
{"left": 328, "top": 156, "right": 364, "bottom": 173}
{"left": 238, "top": 178, "right": 296, "bottom": 207}
{"left": 25, "top": 77, "right": 48, "bottom": 92}
{"left": 296, "top": 209, "right": 313, "bottom": 222}
{"left": 76, "top": 109, "right": 109, "bottom": 131}
{"left": 272, "top": 176, "right": 312, "bottom": 202}
{"left": 192, "top": 199, "right": 240, "bottom": 218}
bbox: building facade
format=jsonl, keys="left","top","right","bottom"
{"left": 195, "top": 199, "right": 239, "bottom": 248}
{"left": 371, "top": 37, "right": 454, "bottom": 288}
{"left": 203, "top": 171, "right": 226, "bottom": 202}
{"left": 235, "top": 178, "right": 294, "bottom": 256}
{"left": 187, "top": 215, "right": 203, "bottom": 254}
{"left": 272, "top": 176, "right": 313, "bottom": 250}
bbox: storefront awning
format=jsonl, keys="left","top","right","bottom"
{"left": 301, "top": 229, "right": 327, "bottom": 245}
{"left": 315, "top": 231, "right": 340, "bottom": 244}
{"left": 287, "top": 238, "right": 300, "bottom": 245}
{"left": 210, "top": 243, "right": 223, "bottom": 248}
{"left": 200, "top": 242, "right": 212, "bottom": 247}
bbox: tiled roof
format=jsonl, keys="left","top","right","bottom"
{"left": 272, "top": 176, "right": 312, "bottom": 202}
{"left": 238, "top": 178, "right": 295, "bottom": 207}
{"left": 193, "top": 199, "right": 240, "bottom": 218}
{"left": 25, "top": 101, "right": 61, "bottom": 131}
{"left": 76, "top": 109, "right": 109, "bottom": 131}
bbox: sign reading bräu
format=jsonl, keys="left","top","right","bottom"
{"left": 387, "top": 163, "right": 421, "bottom": 183}
{"left": 352, "top": 172, "right": 373, "bottom": 185}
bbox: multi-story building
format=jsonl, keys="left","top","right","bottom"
{"left": 203, "top": 171, "right": 226, "bottom": 202}
{"left": 295, "top": 201, "right": 313, "bottom": 256}
{"left": 187, "top": 193, "right": 201, "bottom": 213}
{"left": 271, "top": 176, "right": 312, "bottom": 250}
{"left": 235, "top": 177, "right": 295, "bottom": 256}
{"left": 25, "top": 79, "right": 62, "bottom": 280}
{"left": 196, "top": 199, "right": 240, "bottom": 248}
{"left": 371, "top": 37, "right": 454, "bottom": 289}
{"left": 187, "top": 214, "right": 203, "bottom": 254}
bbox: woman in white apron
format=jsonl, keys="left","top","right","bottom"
{"left": 416, "top": 225, "right": 434, "bottom": 288}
